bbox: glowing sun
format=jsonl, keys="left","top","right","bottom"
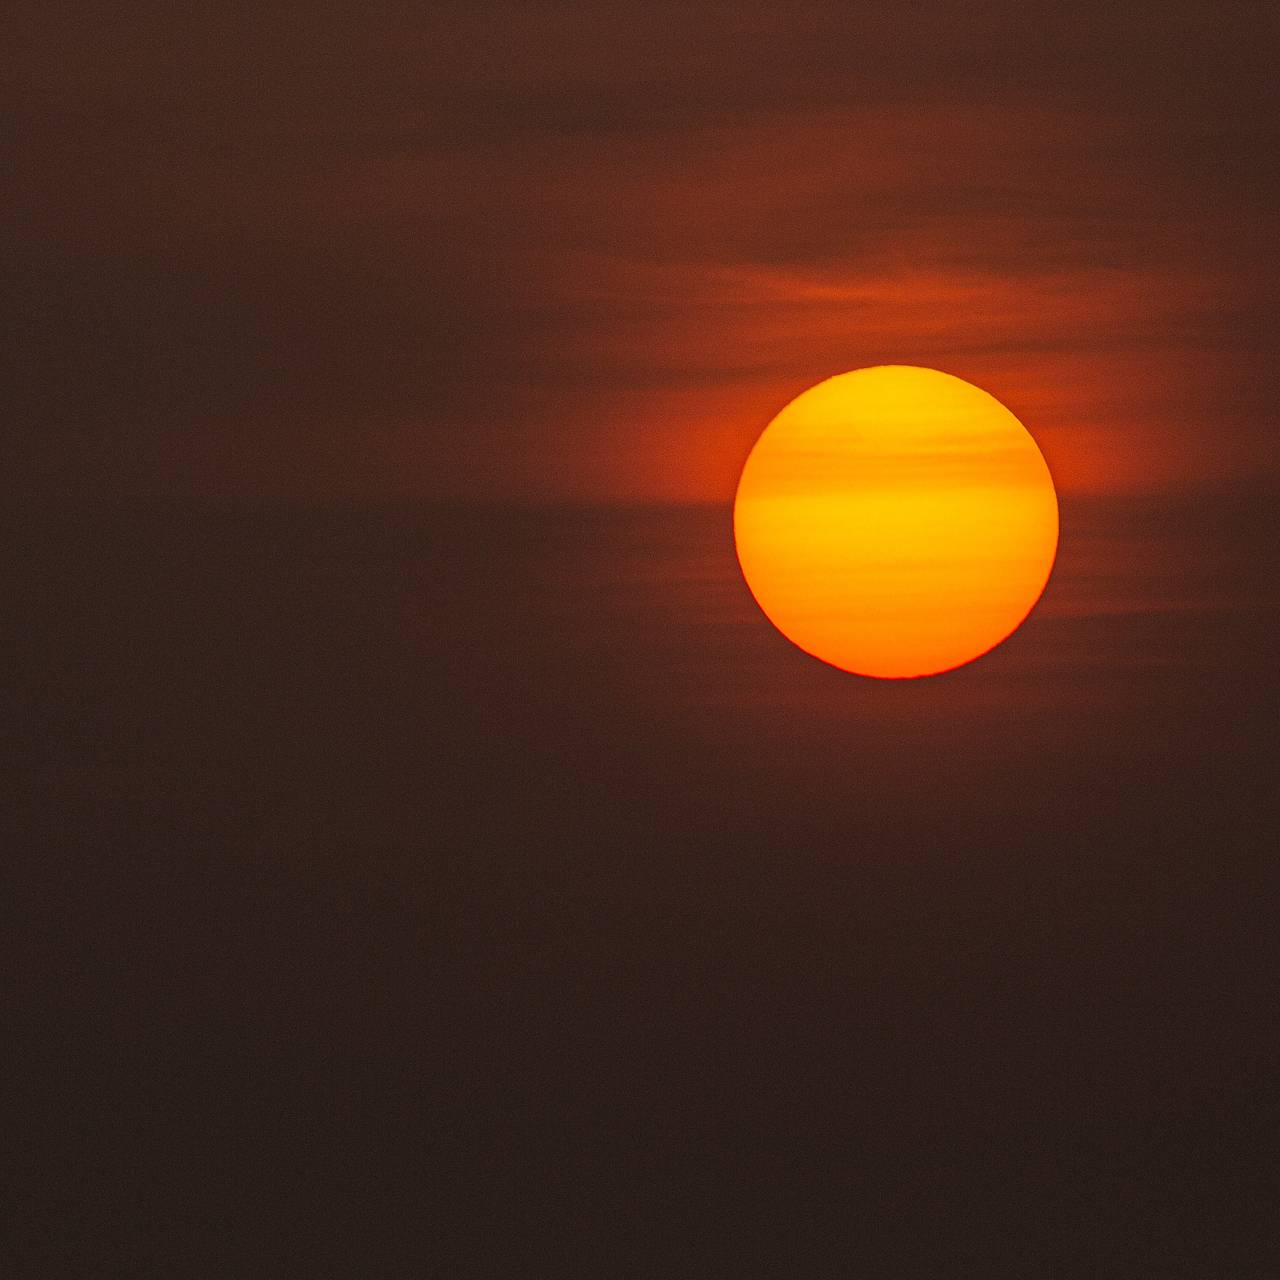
{"left": 733, "top": 366, "right": 1059, "bottom": 679}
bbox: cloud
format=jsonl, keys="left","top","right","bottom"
{"left": 6, "top": 2, "right": 1276, "bottom": 503}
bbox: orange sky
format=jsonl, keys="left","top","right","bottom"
{"left": 8, "top": 3, "right": 1278, "bottom": 508}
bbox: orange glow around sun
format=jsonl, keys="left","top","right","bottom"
{"left": 733, "top": 366, "right": 1059, "bottom": 678}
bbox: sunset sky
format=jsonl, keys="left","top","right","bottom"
{"left": 11, "top": 2, "right": 1278, "bottom": 505}
{"left": 12, "top": 6, "right": 1280, "bottom": 1275}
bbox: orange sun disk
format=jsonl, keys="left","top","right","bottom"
{"left": 733, "top": 366, "right": 1059, "bottom": 678}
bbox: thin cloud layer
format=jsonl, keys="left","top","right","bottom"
{"left": 8, "top": 2, "right": 1277, "bottom": 503}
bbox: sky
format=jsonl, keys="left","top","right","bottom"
{"left": 10, "top": 2, "right": 1278, "bottom": 506}
{"left": 12, "top": 7, "right": 1280, "bottom": 1272}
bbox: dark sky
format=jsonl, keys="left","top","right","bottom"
{"left": 11, "top": 7, "right": 1280, "bottom": 1274}
{"left": 10, "top": 1, "right": 1278, "bottom": 503}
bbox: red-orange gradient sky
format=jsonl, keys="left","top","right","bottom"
{"left": 9, "top": 2, "right": 1278, "bottom": 506}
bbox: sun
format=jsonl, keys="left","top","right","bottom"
{"left": 733, "top": 365, "right": 1059, "bottom": 679}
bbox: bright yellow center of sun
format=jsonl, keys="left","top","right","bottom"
{"left": 733, "top": 365, "right": 1059, "bottom": 678}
